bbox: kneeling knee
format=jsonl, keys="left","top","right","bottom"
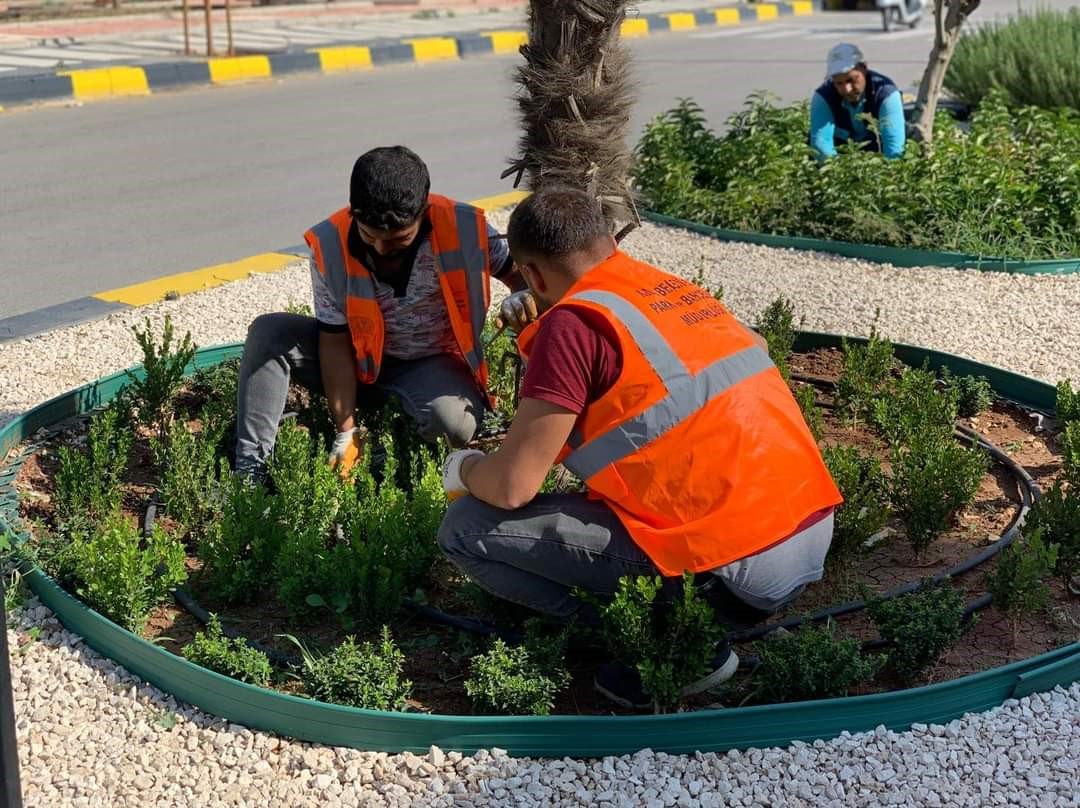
{"left": 423, "top": 396, "right": 480, "bottom": 447}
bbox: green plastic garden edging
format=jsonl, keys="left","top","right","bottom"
{"left": 1, "top": 337, "right": 1077, "bottom": 757}
{"left": 646, "top": 211, "right": 1080, "bottom": 275}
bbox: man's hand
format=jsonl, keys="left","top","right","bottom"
{"left": 442, "top": 449, "right": 485, "bottom": 501}
{"left": 497, "top": 290, "right": 540, "bottom": 332}
{"left": 329, "top": 428, "right": 365, "bottom": 479}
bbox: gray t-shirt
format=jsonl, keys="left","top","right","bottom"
{"left": 712, "top": 510, "right": 835, "bottom": 611}
{"left": 312, "top": 224, "right": 509, "bottom": 362}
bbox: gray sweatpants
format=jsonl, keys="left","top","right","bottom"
{"left": 234, "top": 312, "right": 487, "bottom": 476}
{"left": 437, "top": 493, "right": 834, "bottom": 629}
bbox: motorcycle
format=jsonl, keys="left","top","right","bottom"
{"left": 875, "top": 0, "right": 926, "bottom": 31}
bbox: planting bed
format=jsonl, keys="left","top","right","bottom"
{"left": 1, "top": 324, "right": 1078, "bottom": 754}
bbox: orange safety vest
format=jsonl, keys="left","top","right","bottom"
{"left": 519, "top": 251, "right": 842, "bottom": 576}
{"left": 304, "top": 194, "right": 492, "bottom": 397}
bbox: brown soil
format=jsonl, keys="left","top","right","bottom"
{"left": 11, "top": 349, "right": 1080, "bottom": 715}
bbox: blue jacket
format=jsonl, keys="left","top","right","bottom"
{"left": 810, "top": 70, "right": 905, "bottom": 159}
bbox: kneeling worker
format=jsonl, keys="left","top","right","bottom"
{"left": 811, "top": 43, "right": 905, "bottom": 159}
{"left": 436, "top": 187, "right": 843, "bottom": 707}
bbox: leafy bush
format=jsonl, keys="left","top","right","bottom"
{"left": 53, "top": 403, "right": 134, "bottom": 533}
{"left": 126, "top": 315, "right": 197, "bottom": 443}
{"left": 794, "top": 384, "right": 824, "bottom": 441}
{"left": 871, "top": 365, "right": 959, "bottom": 445}
{"left": 868, "top": 582, "right": 969, "bottom": 683}
{"left": 152, "top": 419, "right": 225, "bottom": 543}
{"left": 946, "top": 8, "right": 1080, "bottom": 110}
{"left": 484, "top": 318, "right": 523, "bottom": 421}
{"left": 835, "top": 329, "right": 895, "bottom": 420}
{"left": 593, "top": 573, "right": 723, "bottom": 711}
{"left": 271, "top": 422, "right": 444, "bottom": 629}
{"left": 69, "top": 513, "right": 187, "bottom": 633}
{"left": 1023, "top": 480, "right": 1080, "bottom": 587}
{"left": 822, "top": 445, "right": 890, "bottom": 566}
{"left": 941, "top": 370, "right": 994, "bottom": 419}
{"left": 634, "top": 94, "right": 1080, "bottom": 260}
{"left": 287, "top": 627, "right": 412, "bottom": 711}
{"left": 755, "top": 297, "right": 798, "bottom": 380}
{"left": 889, "top": 430, "right": 988, "bottom": 554}
{"left": 989, "top": 530, "right": 1058, "bottom": 621}
{"left": 752, "top": 620, "right": 885, "bottom": 703}
{"left": 464, "top": 626, "right": 571, "bottom": 716}
{"left": 1057, "top": 380, "right": 1080, "bottom": 424}
{"left": 198, "top": 464, "right": 286, "bottom": 604}
{"left": 182, "top": 615, "right": 272, "bottom": 686}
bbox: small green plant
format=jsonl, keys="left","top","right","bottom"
{"left": 198, "top": 463, "right": 286, "bottom": 604}
{"left": 152, "top": 419, "right": 225, "bottom": 542}
{"left": 592, "top": 573, "right": 723, "bottom": 711}
{"left": 793, "top": 384, "right": 824, "bottom": 441}
{"left": 464, "top": 625, "right": 571, "bottom": 716}
{"left": 889, "top": 430, "right": 988, "bottom": 554}
{"left": 286, "top": 627, "right": 411, "bottom": 711}
{"left": 483, "top": 318, "right": 523, "bottom": 421}
{"left": 868, "top": 582, "right": 969, "bottom": 683}
{"left": 284, "top": 299, "right": 313, "bottom": 317}
{"left": 989, "top": 529, "right": 1058, "bottom": 625}
{"left": 1057, "top": 380, "right": 1080, "bottom": 424}
{"left": 1061, "top": 421, "right": 1080, "bottom": 485}
{"left": 752, "top": 620, "right": 885, "bottom": 703}
{"left": 872, "top": 365, "right": 959, "bottom": 445}
{"left": 126, "top": 315, "right": 197, "bottom": 443}
{"left": 1022, "top": 480, "right": 1080, "bottom": 588}
{"left": 53, "top": 403, "right": 134, "bottom": 533}
{"left": 182, "top": 615, "right": 273, "bottom": 686}
{"left": 68, "top": 512, "right": 187, "bottom": 633}
{"left": 822, "top": 445, "right": 891, "bottom": 566}
{"left": 755, "top": 297, "right": 799, "bottom": 380}
{"left": 835, "top": 327, "right": 895, "bottom": 420}
{"left": 3, "top": 567, "right": 26, "bottom": 622}
{"left": 941, "top": 370, "right": 994, "bottom": 419}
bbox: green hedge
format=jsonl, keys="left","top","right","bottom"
{"left": 946, "top": 8, "right": 1080, "bottom": 111}
{"left": 633, "top": 94, "right": 1080, "bottom": 260}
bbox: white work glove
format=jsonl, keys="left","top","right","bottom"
{"left": 442, "top": 449, "right": 485, "bottom": 502}
{"left": 497, "top": 290, "right": 540, "bottom": 332}
{"left": 328, "top": 428, "right": 364, "bottom": 479}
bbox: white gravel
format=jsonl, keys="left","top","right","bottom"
{"left": 2, "top": 218, "right": 1080, "bottom": 805}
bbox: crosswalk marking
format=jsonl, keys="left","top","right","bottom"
{"left": 11, "top": 46, "right": 137, "bottom": 61}
{"left": 0, "top": 53, "right": 65, "bottom": 67}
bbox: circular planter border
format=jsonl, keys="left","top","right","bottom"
{"left": 645, "top": 211, "right": 1080, "bottom": 275}
{"left": 1, "top": 335, "right": 1078, "bottom": 757}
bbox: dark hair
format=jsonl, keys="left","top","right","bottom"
{"left": 349, "top": 146, "right": 431, "bottom": 229}
{"left": 507, "top": 186, "right": 610, "bottom": 259}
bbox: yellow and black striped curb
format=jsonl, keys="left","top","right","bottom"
{"left": 0, "top": 2, "right": 811, "bottom": 110}
{"left": 0, "top": 191, "right": 530, "bottom": 343}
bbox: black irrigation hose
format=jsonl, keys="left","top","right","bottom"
{"left": 728, "top": 383, "right": 1042, "bottom": 645}
{"left": 401, "top": 599, "right": 523, "bottom": 644}
{"left": 144, "top": 503, "right": 301, "bottom": 669}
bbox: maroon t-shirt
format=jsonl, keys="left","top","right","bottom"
{"left": 520, "top": 306, "right": 622, "bottom": 416}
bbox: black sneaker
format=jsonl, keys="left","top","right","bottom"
{"left": 594, "top": 647, "right": 740, "bottom": 709}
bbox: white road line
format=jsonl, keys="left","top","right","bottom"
{"left": 743, "top": 27, "right": 804, "bottom": 39}
{"left": 0, "top": 65, "right": 16, "bottom": 72}
{"left": 11, "top": 46, "right": 136, "bottom": 61}
{"left": 690, "top": 27, "right": 755, "bottom": 39}
{"left": 0, "top": 53, "right": 63, "bottom": 67}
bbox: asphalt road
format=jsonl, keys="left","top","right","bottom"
{"left": 0, "top": 0, "right": 1070, "bottom": 319}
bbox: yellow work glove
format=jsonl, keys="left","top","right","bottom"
{"left": 328, "top": 428, "right": 364, "bottom": 479}
{"left": 497, "top": 290, "right": 540, "bottom": 332}
{"left": 442, "top": 449, "right": 484, "bottom": 502}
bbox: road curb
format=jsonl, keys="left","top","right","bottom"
{"left": 0, "top": 2, "right": 811, "bottom": 111}
{"left": 0, "top": 191, "right": 529, "bottom": 344}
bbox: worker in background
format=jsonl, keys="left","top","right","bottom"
{"left": 810, "top": 43, "right": 906, "bottom": 160}
{"left": 234, "top": 146, "right": 537, "bottom": 480}
{"left": 436, "top": 186, "right": 843, "bottom": 708}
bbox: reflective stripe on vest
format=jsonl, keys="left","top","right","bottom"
{"left": 562, "top": 289, "right": 773, "bottom": 482}
{"left": 436, "top": 203, "right": 489, "bottom": 377}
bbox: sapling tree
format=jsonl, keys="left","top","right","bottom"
{"left": 464, "top": 624, "right": 571, "bottom": 716}
{"left": 1057, "top": 380, "right": 1080, "bottom": 424}
{"left": 835, "top": 327, "right": 895, "bottom": 421}
{"left": 182, "top": 615, "right": 273, "bottom": 687}
{"left": 126, "top": 315, "right": 197, "bottom": 443}
{"left": 794, "top": 384, "right": 824, "bottom": 441}
{"left": 285, "top": 628, "right": 412, "bottom": 711}
{"left": 756, "top": 297, "right": 799, "bottom": 381}
{"left": 1022, "top": 480, "right": 1080, "bottom": 588}
{"left": 871, "top": 364, "right": 959, "bottom": 446}
{"left": 54, "top": 403, "right": 133, "bottom": 534}
{"left": 940, "top": 370, "right": 994, "bottom": 418}
{"left": 910, "top": 0, "right": 983, "bottom": 147}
